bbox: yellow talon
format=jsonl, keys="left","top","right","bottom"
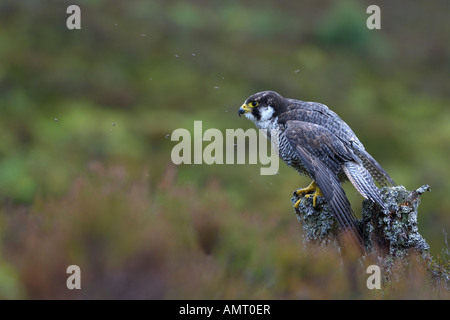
{"left": 293, "top": 181, "right": 323, "bottom": 208}
{"left": 304, "top": 188, "right": 323, "bottom": 207}
{"left": 293, "top": 181, "right": 317, "bottom": 197}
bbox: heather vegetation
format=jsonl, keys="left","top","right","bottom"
{"left": 0, "top": 0, "right": 449, "bottom": 299}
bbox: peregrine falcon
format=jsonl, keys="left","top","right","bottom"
{"left": 238, "top": 91, "right": 395, "bottom": 246}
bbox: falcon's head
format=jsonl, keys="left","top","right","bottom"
{"left": 238, "top": 91, "right": 286, "bottom": 127}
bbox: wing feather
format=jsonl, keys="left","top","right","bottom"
{"left": 279, "top": 101, "right": 396, "bottom": 187}
{"left": 284, "top": 120, "right": 363, "bottom": 246}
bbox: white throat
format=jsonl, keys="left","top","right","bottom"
{"left": 245, "top": 106, "right": 276, "bottom": 130}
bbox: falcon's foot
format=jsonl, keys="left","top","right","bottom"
{"left": 293, "top": 181, "right": 323, "bottom": 208}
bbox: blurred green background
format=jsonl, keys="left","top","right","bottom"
{"left": 0, "top": 0, "right": 449, "bottom": 299}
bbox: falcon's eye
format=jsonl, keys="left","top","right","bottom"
{"left": 251, "top": 101, "right": 258, "bottom": 107}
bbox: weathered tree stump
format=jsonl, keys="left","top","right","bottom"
{"left": 292, "top": 185, "right": 430, "bottom": 253}
{"left": 292, "top": 184, "right": 449, "bottom": 287}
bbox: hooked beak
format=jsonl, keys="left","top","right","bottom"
{"left": 238, "top": 103, "right": 252, "bottom": 117}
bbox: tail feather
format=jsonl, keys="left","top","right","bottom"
{"left": 343, "top": 161, "right": 386, "bottom": 209}
{"left": 353, "top": 147, "right": 396, "bottom": 187}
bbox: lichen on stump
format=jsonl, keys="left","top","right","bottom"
{"left": 292, "top": 184, "right": 450, "bottom": 288}
{"left": 291, "top": 184, "right": 431, "bottom": 256}
{"left": 292, "top": 191, "right": 339, "bottom": 247}
{"left": 362, "top": 185, "right": 430, "bottom": 258}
